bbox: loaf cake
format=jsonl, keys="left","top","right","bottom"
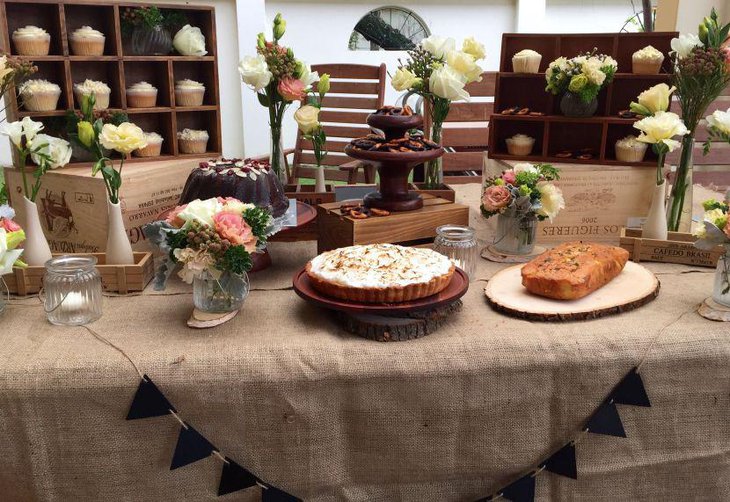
{"left": 521, "top": 242, "right": 629, "bottom": 300}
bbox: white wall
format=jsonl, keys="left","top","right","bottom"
{"left": 544, "top": 0, "right": 644, "bottom": 33}
{"left": 676, "top": 0, "right": 728, "bottom": 34}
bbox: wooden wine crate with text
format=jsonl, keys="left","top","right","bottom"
{"left": 317, "top": 194, "right": 470, "bottom": 252}
{"left": 619, "top": 228, "right": 722, "bottom": 267}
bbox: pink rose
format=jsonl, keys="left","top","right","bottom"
{"left": 0, "top": 218, "right": 21, "bottom": 232}
{"left": 278, "top": 78, "right": 306, "bottom": 101}
{"left": 724, "top": 219, "right": 730, "bottom": 239}
{"left": 482, "top": 185, "right": 512, "bottom": 212}
{"left": 213, "top": 212, "right": 257, "bottom": 253}
{"left": 722, "top": 46, "right": 730, "bottom": 73}
{"left": 502, "top": 170, "right": 516, "bottom": 185}
{"left": 166, "top": 204, "right": 188, "bottom": 228}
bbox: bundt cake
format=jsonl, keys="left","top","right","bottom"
{"left": 179, "top": 158, "right": 289, "bottom": 217}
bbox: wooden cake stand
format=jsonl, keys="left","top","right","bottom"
{"left": 293, "top": 267, "right": 470, "bottom": 341}
{"left": 484, "top": 261, "right": 660, "bottom": 322}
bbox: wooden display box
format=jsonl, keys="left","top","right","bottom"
{"left": 0, "top": 1, "right": 222, "bottom": 165}
{"left": 317, "top": 194, "right": 469, "bottom": 253}
{"left": 489, "top": 32, "right": 677, "bottom": 167}
{"left": 619, "top": 228, "right": 723, "bottom": 268}
{"left": 411, "top": 183, "right": 456, "bottom": 203}
{"left": 6, "top": 252, "right": 154, "bottom": 296}
{"left": 3, "top": 158, "right": 198, "bottom": 253}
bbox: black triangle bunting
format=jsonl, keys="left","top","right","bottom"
{"left": 261, "top": 483, "right": 303, "bottom": 502}
{"left": 217, "top": 457, "right": 258, "bottom": 496}
{"left": 170, "top": 423, "right": 216, "bottom": 470}
{"left": 585, "top": 400, "right": 626, "bottom": 438}
{"left": 500, "top": 473, "right": 536, "bottom": 502}
{"left": 611, "top": 367, "right": 651, "bottom": 407}
{"left": 543, "top": 442, "right": 577, "bottom": 479}
{"left": 126, "top": 374, "right": 176, "bottom": 420}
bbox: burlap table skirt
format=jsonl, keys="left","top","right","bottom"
{"left": 0, "top": 185, "right": 728, "bottom": 501}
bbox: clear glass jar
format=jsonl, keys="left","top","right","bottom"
{"left": 0, "top": 276, "right": 8, "bottom": 316}
{"left": 433, "top": 225, "right": 478, "bottom": 279}
{"left": 193, "top": 270, "right": 250, "bottom": 313}
{"left": 493, "top": 212, "right": 537, "bottom": 255}
{"left": 713, "top": 246, "right": 730, "bottom": 307}
{"left": 43, "top": 255, "right": 103, "bottom": 326}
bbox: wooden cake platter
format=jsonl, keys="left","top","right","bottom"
{"left": 484, "top": 262, "right": 660, "bottom": 322}
{"left": 293, "top": 267, "right": 469, "bottom": 341}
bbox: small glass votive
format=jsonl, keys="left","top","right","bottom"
{"left": 43, "top": 255, "right": 103, "bottom": 326}
{"left": 433, "top": 224, "right": 478, "bottom": 280}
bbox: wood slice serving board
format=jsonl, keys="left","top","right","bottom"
{"left": 484, "top": 262, "right": 660, "bottom": 322}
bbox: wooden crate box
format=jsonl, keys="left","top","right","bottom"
{"left": 620, "top": 228, "right": 723, "bottom": 267}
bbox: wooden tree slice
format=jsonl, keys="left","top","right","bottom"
{"left": 336, "top": 301, "right": 463, "bottom": 341}
{"left": 484, "top": 262, "right": 660, "bottom": 322}
{"left": 187, "top": 308, "right": 239, "bottom": 329}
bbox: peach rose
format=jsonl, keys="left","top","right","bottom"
{"left": 277, "top": 78, "right": 306, "bottom": 101}
{"left": 724, "top": 219, "right": 730, "bottom": 239}
{"left": 165, "top": 204, "right": 188, "bottom": 228}
{"left": 213, "top": 212, "right": 257, "bottom": 253}
{"left": 482, "top": 185, "right": 512, "bottom": 212}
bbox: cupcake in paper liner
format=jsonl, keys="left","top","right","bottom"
{"left": 74, "top": 79, "right": 111, "bottom": 110}
{"left": 135, "top": 132, "right": 164, "bottom": 157}
{"left": 12, "top": 26, "right": 51, "bottom": 56}
{"left": 512, "top": 49, "right": 542, "bottom": 73}
{"left": 69, "top": 26, "right": 105, "bottom": 56}
{"left": 506, "top": 133, "right": 535, "bottom": 156}
{"left": 632, "top": 46, "right": 664, "bottom": 74}
{"left": 19, "top": 79, "right": 61, "bottom": 112}
{"left": 175, "top": 79, "right": 206, "bottom": 107}
{"left": 126, "top": 81, "right": 158, "bottom": 108}
{"left": 615, "top": 135, "right": 648, "bottom": 163}
{"left": 177, "top": 128, "right": 209, "bottom": 154}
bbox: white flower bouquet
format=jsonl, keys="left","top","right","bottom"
{"left": 545, "top": 51, "right": 617, "bottom": 104}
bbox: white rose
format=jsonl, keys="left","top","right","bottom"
{"left": 0, "top": 55, "right": 13, "bottom": 83}
{"left": 173, "top": 25, "right": 207, "bottom": 57}
{"left": 0, "top": 117, "right": 44, "bottom": 149}
{"left": 294, "top": 104, "right": 320, "bottom": 134}
{"left": 298, "top": 63, "right": 319, "bottom": 88}
{"left": 536, "top": 181, "right": 565, "bottom": 222}
{"left": 222, "top": 199, "right": 255, "bottom": 215}
{"left": 421, "top": 35, "right": 456, "bottom": 59}
{"left": 391, "top": 67, "right": 421, "bottom": 92}
{"left": 635, "top": 83, "right": 676, "bottom": 115}
{"left": 99, "top": 122, "right": 147, "bottom": 155}
{"left": 582, "top": 59, "right": 606, "bottom": 86}
{"left": 238, "top": 55, "right": 272, "bottom": 92}
{"left": 513, "top": 162, "right": 538, "bottom": 175}
{"left": 429, "top": 66, "right": 469, "bottom": 101}
{"left": 462, "top": 36, "right": 486, "bottom": 61}
{"left": 634, "top": 111, "right": 688, "bottom": 152}
{"left": 670, "top": 33, "right": 702, "bottom": 59}
{"left": 176, "top": 198, "right": 223, "bottom": 227}
{"left": 446, "top": 50, "right": 483, "bottom": 83}
{"left": 30, "top": 134, "right": 72, "bottom": 169}
{"left": 707, "top": 108, "right": 730, "bottom": 136}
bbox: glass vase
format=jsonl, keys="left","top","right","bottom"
{"left": 43, "top": 255, "right": 103, "bottom": 326}
{"left": 666, "top": 134, "right": 694, "bottom": 233}
{"left": 270, "top": 125, "right": 288, "bottom": 184}
{"left": 433, "top": 225, "right": 478, "bottom": 279}
{"left": 713, "top": 246, "right": 730, "bottom": 307}
{"left": 560, "top": 92, "right": 598, "bottom": 118}
{"left": 193, "top": 270, "right": 250, "bottom": 313}
{"left": 131, "top": 25, "right": 172, "bottom": 56}
{"left": 424, "top": 119, "right": 444, "bottom": 189}
{"left": 493, "top": 211, "right": 538, "bottom": 255}
{"left": 0, "top": 276, "right": 8, "bottom": 316}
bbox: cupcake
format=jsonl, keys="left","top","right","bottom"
{"left": 175, "top": 79, "right": 206, "bottom": 107}
{"left": 632, "top": 46, "right": 664, "bottom": 74}
{"left": 505, "top": 134, "right": 535, "bottom": 156}
{"left": 177, "top": 128, "right": 209, "bottom": 154}
{"left": 74, "top": 79, "right": 111, "bottom": 109}
{"left": 134, "top": 132, "right": 164, "bottom": 158}
{"left": 615, "top": 135, "right": 648, "bottom": 163}
{"left": 69, "top": 26, "right": 105, "bottom": 56}
{"left": 512, "top": 49, "right": 542, "bottom": 73}
{"left": 126, "top": 81, "right": 158, "bottom": 108}
{"left": 12, "top": 26, "right": 51, "bottom": 56}
{"left": 19, "top": 79, "right": 61, "bottom": 112}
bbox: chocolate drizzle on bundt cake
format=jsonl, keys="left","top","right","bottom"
{"left": 179, "top": 158, "right": 289, "bottom": 217}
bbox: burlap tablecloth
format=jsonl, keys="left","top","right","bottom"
{"left": 1, "top": 185, "right": 728, "bottom": 501}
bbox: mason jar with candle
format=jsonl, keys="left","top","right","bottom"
{"left": 43, "top": 255, "right": 103, "bottom": 326}
{"left": 433, "top": 225, "right": 478, "bottom": 279}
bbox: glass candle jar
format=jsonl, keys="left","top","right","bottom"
{"left": 43, "top": 255, "right": 103, "bottom": 326}
{"left": 433, "top": 224, "right": 478, "bottom": 279}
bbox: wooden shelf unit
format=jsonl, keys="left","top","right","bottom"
{"left": 489, "top": 32, "right": 678, "bottom": 167}
{"left": 0, "top": 0, "right": 222, "bottom": 163}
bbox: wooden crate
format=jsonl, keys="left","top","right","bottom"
{"left": 6, "top": 252, "right": 154, "bottom": 295}
{"left": 317, "top": 194, "right": 470, "bottom": 252}
{"left": 0, "top": 1, "right": 222, "bottom": 165}
{"left": 619, "top": 228, "right": 723, "bottom": 267}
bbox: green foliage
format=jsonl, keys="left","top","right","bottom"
{"left": 120, "top": 7, "right": 187, "bottom": 35}
{"left": 219, "top": 245, "right": 253, "bottom": 275}
{"left": 0, "top": 169, "right": 7, "bottom": 205}
{"left": 166, "top": 230, "right": 188, "bottom": 262}
{"left": 515, "top": 171, "right": 540, "bottom": 187}
{"left": 537, "top": 163, "right": 559, "bottom": 181}
{"left": 242, "top": 207, "right": 271, "bottom": 244}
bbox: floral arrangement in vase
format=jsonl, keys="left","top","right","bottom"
{"left": 667, "top": 8, "right": 730, "bottom": 232}
{"left": 69, "top": 94, "right": 147, "bottom": 265}
{"left": 0, "top": 117, "right": 71, "bottom": 266}
{"left": 294, "top": 74, "right": 330, "bottom": 192}
{"left": 481, "top": 163, "right": 564, "bottom": 255}
{"left": 693, "top": 197, "right": 730, "bottom": 307}
{"left": 545, "top": 51, "right": 617, "bottom": 118}
{"left": 238, "top": 13, "right": 319, "bottom": 183}
{"left": 146, "top": 198, "right": 274, "bottom": 313}
{"left": 121, "top": 6, "right": 186, "bottom": 55}
{"left": 391, "top": 35, "right": 486, "bottom": 188}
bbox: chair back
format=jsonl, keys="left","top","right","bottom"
{"left": 292, "top": 63, "right": 386, "bottom": 182}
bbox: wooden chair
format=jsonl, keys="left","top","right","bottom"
{"left": 423, "top": 72, "right": 497, "bottom": 184}
{"left": 287, "top": 63, "right": 387, "bottom": 184}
